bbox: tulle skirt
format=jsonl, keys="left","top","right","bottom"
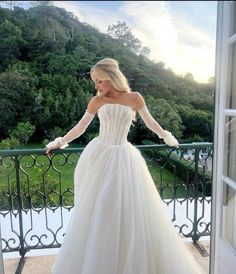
{"left": 52, "top": 137, "right": 204, "bottom": 274}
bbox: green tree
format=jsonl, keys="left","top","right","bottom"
{"left": 184, "top": 72, "right": 194, "bottom": 82}
{"left": 0, "top": 137, "right": 20, "bottom": 149}
{"left": 0, "top": 19, "right": 25, "bottom": 70}
{"left": 0, "top": 5, "right": 214, "bottom": 145}
{"left": 0, "top": 71, "right": 36, "bottom": 138}
{"left": 47, "top": 53, "right": 78, "bottom": 76}
{"left": 135, "top": 96, "right": 183, "bottom": 144}
{"left": 139, "top": 46, "right": 151, "bottom": 58}
{"left": 107, "top": 21, "right": 142, "bottom": 53}
{"left": 44, "top": 126, "right": 64, "bottom": 140}
{"left": 178, "top": 105, "right": 213, "bottom": 141}
{"left": 9, "top": 121, "right": 36, "bottom": 144}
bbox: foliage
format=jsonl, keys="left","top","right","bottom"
{"left": 0, "top": 19, "right": 25, "bottom": 70}
{"left": 0, "top": 70, "right": 37, "bottom": 138}
{"left": 0, "top": 5, "right": 214, "bottom": 145}
{"left": 177, "top": 105, "right": 213, "bottom": 141}
{"left": 133, "top": 95, "right": 183, "bottom": 144}
{"left": 0, "top": 137, "right": 20, "bottom": 149}
{"left": 44, "top": 126, "right": 65, "bottom": 140}
{"left": 9, "top": 121, "right": 36, "bottom": 145}
{"left": 107, "top": 21, "right": 143, "bottom": 54}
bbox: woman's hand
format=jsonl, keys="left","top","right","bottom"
{"left": 163, "top": 130, "right": 179, "bottom": 148}
{"left": 45, "top": 144, "right": 59, "bottom": 158}
{"left": 45, "top": 138, "right": 63, "bottom": 157}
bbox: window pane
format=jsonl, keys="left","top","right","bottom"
{"left": 222, "top": 184, "right": 236, "bottom": 251}
{"left": 226, "top": 43, "right": 236, "bottom": 109}
{"left": 224, "top": 116, "right": 236, "bottom": 181}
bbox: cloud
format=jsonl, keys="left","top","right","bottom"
{"left": 120, "top": 1, "right": 216, "bottom": 83}
{"left": 54, "top": 1, "right": 119, "bottom": 32}
{"left": 121, "top": 2, "right": 177, "bottom": 66}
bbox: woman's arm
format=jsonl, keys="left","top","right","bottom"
{"left": 134, "top": 92, "right": 179, "bottom": 148}
{"left": 45, "top": 96, "right": 99, "bottom": 156}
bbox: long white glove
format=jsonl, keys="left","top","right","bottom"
{"left": 46, "top": 110, "right": 95, "bottom": 150}
{"left": 138, "top": 105, "right": 179, "bottom": 147}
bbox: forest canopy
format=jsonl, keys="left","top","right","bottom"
{"left": 0, "top": 3, "right": 214, "bottom": 147}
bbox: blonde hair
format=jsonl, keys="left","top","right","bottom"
{"left": 90, "top": 58, "right": 131, "bottom": 93}
{"left": 90, "top": 58, "right": 136, "bottom": 122}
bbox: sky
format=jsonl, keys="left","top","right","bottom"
{"left": 1, "top": 1, "right": 217, "bottom": 83}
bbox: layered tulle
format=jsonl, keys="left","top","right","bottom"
{"left": 52, "top": 137, "right": 204, "bottom": 274}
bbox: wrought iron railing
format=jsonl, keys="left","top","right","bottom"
{"left": 0, "top": 143, "right": 212, "bottom": 272}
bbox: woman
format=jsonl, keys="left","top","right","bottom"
{"left": 46, "top": 58, "right": 203, "bottom": 274}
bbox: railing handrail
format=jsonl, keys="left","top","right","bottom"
{"left": 0, "top": 142, "right": 213, "bottom": 156}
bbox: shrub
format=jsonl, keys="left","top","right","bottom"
{"left": 0, "top": 137, "right": 20, "bottom": 149}
{"left": 9, "top": 122, "right": 35, "bottom": 145}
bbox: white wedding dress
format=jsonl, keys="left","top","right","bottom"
{"left": 52, "top": 103, "right": 204, "bottom": 274}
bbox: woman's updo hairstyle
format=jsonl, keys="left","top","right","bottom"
{"left": 90, "top": 58, "right": 131, "bottom": 93}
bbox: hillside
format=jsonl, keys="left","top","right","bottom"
{"left": 0, "top": 4, "right": 214, "bottom": 146}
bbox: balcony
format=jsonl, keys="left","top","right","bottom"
{"left": 0, "top": 143, "right": 212, "bottom": 274}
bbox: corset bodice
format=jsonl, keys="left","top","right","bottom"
{"left": 97, "top": 104, "right": 135, "bottom": 145}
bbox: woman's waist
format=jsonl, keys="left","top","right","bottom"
{"left": 96, "top": 135, "right": 128, "bottom": 146}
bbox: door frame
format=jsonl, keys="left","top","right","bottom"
{"left": 210, "top": 2, "right": 236, "bottom": 274}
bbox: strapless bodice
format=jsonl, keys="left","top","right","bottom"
{"left": 97, "top": 104, "right": 135, "bottom": 145}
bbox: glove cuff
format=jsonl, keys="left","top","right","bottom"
{"left": 46, "top": 137, "right": 68, "bottom": 149}
{"left": 55, "top": 137, "right": 68, "bottom": 149}
{"left": 163, "top": 130, "right": 179, "bottom": 147}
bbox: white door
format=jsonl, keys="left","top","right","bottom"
{"left": 211, "top": 1, "right": 236, "bottom": 274}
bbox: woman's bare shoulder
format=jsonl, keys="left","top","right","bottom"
{"left": 130, "top": 92, "right": 146, "bottom": 110}
{"left": 87, "top": 96, "right": 103, "bottom": 114}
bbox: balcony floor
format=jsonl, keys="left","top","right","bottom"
{"left": 3, "top": 239, "right": 210, "bottom": 274}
